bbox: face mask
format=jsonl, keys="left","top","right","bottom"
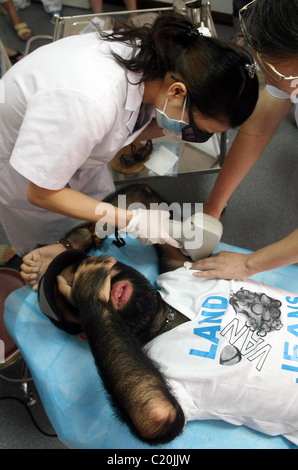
{"left": 156, "top": 97, "right": 214, "bottom": 143}
{"left": 155, "top": 97, "right": 188, "bottom": 134}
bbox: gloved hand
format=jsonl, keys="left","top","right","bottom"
{"left": 120, "top": 208, "right": 182, "bottom": 248}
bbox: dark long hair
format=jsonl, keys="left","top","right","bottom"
{"left": 99, "top": 11, "right": 258, "bottom": 127}
{"left": 243, "top": 0, "right": 298, "bottom": 60}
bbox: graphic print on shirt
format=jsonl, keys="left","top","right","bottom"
{"left": 190, "top": 287, "right": 284, "bottom": 372}
{"left": 221, "top": 288, "right": 283, "bottom": 368}
{"left": 229, "top": 288, "right": 283, "bottom": 336}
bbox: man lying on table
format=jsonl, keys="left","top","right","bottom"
{"left": 25, "top": 185, "right": 298, "bottom": 446}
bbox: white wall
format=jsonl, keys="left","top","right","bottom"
{"left": 210, "top": 0, "right": 232, "bottom": 14}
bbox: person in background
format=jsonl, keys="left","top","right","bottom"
{"left": 3, "top": 43, "right": 23, "bottom": 64}
{"left": 0, "top": 0, "right": 32, "bottom": 40}
{"left": 0, "top": 11, "right": 258, "bottom": 261}
{"left": 5, "top": 0, "right": 63, "bottom": 22}
{"left": 89, "top": 0, "right": 137, "bottom": 15}
{"left": 40, "top": 0, "right": 63, "bottom": 20}
{"left": 195, "top": 0, "right": 298, "bottom": 281}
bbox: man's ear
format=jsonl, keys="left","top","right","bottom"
{"left": 57, "top": 275, "right": 73, "bottom": 303}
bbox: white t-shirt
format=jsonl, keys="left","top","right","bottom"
{"left": 267, "top": 84, "right": 298, "bottom": 126}
{"left": 0, "top": 33, "right": 154, "bottom": 254}
{"left": 144, "top": 267, "right": 298, "bottom": 444}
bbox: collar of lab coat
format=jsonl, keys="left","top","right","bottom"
{"left": 124, "top": 69, "right": 155, "bottom": 136}
{"left": 125, "top": 69, "right": 144, "bottom": 112}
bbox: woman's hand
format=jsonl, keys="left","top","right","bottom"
{"left": 191, "top": 251, "right": 255, "bottom": 280}
{"left": 120, "top": 208, "right": 182, "bottom": 248}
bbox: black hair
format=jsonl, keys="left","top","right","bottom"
{"left": 243, "top": 0, "right": 298, "bottom": 59}
{"left": 99, "top": 11, "right": 259, "bottom": 128}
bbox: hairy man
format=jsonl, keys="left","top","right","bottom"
{"left": 38, "top": 243, "right": 189, "bottom": 444}
{"left": 38, "top": 237, "right": 298, "bottom": 446}
{"left": 31, "top": 184, "right": 298, "bottom": 446}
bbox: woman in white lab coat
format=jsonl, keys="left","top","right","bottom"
{"left": 0, "top": 11, "right": 258, "bottom": 259}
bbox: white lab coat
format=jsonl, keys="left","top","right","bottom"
{"left": 0, "top": 33, "right": 155, "bottom": 254}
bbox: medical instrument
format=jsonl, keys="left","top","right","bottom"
{"left": 168, "top": 213, "right": 223, "bottom": 261}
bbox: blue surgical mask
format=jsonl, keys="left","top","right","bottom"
{"left": 155, "top": 97, "right": 188, "bottom": 133}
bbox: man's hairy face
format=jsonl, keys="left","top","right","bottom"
{"left": 71, "top": 256, "right": 161, "bottom": 336}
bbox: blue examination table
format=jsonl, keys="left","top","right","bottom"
{"left": 4, "top": 235, "right": 298, "bottom": 449}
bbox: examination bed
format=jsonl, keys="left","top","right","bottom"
{"left": 3, "top": 234, "right": 298, "bottom": 449}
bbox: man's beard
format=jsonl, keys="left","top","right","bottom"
{"left": 109, "top": 261, "right": 161, "bottom": 338}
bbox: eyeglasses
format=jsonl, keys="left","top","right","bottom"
{"left": 254, "top": 53, "right": 298, "bottom": 82}
{"left": 182, "top": 97, "right": 214, "bottom": 143}
{"left": 238, "top": 0, "right": 256, "bottom": 48}
{"left": 239, "top": 0, "right": 298, "bottom": 82}
{"left": 120, "top": 140, "right": 153, "bottom": 167}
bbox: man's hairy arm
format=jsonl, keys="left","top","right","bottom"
{"left": 71, "top": 260, "right": 185, "bottom": 444}
{"left": 156, "top": 243, "right": 191, "bottom": 273}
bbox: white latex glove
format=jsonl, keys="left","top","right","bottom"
{"left": 120, "top": 208, "right": 182, "bottom": 248}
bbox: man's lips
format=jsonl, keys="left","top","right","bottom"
{"left": 111, "top": 280, "right": 133, "bottom": 309}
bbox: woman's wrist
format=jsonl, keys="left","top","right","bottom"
{"left": 115, "top": 207, "right": 133, "bottom": 229}
{"left": 203, "top": 198, "right": 226, "bottom": 220}
{"left": 95, "top": 202, "right": 133, "bottom": 231}
{"left": 246, "top": 252, "right": 262, "bottom": 277}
